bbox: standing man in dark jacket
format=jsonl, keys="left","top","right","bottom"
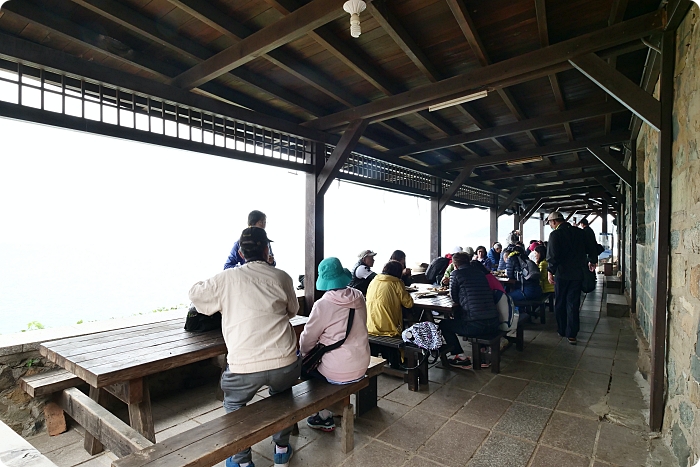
{"left": 439, "top": 252, "right": 499, "bottom": 368}
{"left": 546, "top": 211, "right": 598, "bottom": 344}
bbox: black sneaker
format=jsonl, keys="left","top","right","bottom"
{"left": 307, "top": 414, "right": 335, "bottom": 432}
{"left": 447, "top": 355, "right": 473, "bottom": 369}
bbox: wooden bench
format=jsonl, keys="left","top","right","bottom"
{"left": 467, "top": 326, "right": 524, "bottom": 374}
{"left": 0, "top": 420, "right": 60, "bottom": 467}
{"left": 367, "top": 335, "right": 428, "bottom": 391}
{"left": 513, "top": 293, "right": 553, "bottom": 324}
{"left": 356, "top": 356, "right": 385, "bottom": 416}
{"left": 112, "top": 377, "right": 368, "bottom": 467}
{"left": 19, "top": 368, "right": 83, "bottom": 398}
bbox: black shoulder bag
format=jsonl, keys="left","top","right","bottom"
{"left": 300, "top": 308, "right": 355, "bottom": 379}
{"left": 184, "top": 304, "right": 222, "bottom": 332}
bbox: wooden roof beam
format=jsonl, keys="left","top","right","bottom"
{"left": 595, "top": 176, "right": 623, "bottom": 203}
{"left": 499, "top": 169, "right": 610, "bottom": 190}
{"left": 441, "top": 132, "right": 630, "bottom": 171}
{"left": 385, "top": 100, "right": 624, "bottom": 158}
{"left": 476, "top": 159, "right": 601, "bottom": 182}
{"left": 438, "top": 166, "right": 475, "bottom": 211}
{"left": 171, "top": 0, "right": 345, "bottom": 89}
{"left": 570, "top": 53, "right": 661, "bottom": 131}
{"left": 305, "top": 10, "right": 664, "bottom": 130}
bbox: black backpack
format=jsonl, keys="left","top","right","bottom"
{"left": 516, "top": 255, "right": 541, "bottom": 282}
{"left": 425, "top": 257, "right": 449, "bottom": 283}
{"left": 184, "top": 304, "right": 222, "bottom": 332}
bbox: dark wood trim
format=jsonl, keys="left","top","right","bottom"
{"left": 650, "top": 29, "right": 674, "bottom": 433}
{"left": 665, "top": 0, "right": 693, "bottom": 32}
{"left": 507, "top": 169, "right": 609, "bottom": 189}
{"left": 594, "top": 176, "right": 623, "bottom": 203}
{"left": 497, "top": 187, "right": 525, "bottom": 217}
{"left": 441, "top": 132, "right": 630, "bottom": 171}
{"left": 630, "top": 142, "right": 638, "bottom": 315}
{"left": 317, "top": 119, "right": 368, "bottom": 195}
{"left": 490, "top": 207, "right": 498, "bottom": 246}
{"left": 587, "top": 147, "right": 634, "bottom": 187}
{"left": 171, "top": 0, "right": 345, "bottom": 89}
{"left": 570, "top": 53, "right": 661, "bottom": 131}
{"left": 384, "top": 101, "right": 624, "bottom": 158}
{"left": 430, "top": 180, "right": 442, "bottom": 260}
{"left": 304, "top": 11, "right": 664, "bottom": 130}
{"left": 305, "top": 142, "right": 326, "bottom": 315}
{"left": 522, "top": 198, "right": 545, "bottom": 224}
{"left": 438, "top": 166, "right": 474, "bottom": 211}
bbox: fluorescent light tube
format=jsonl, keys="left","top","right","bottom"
{"left": 506, "top": 156, "right": 543, "bottom": 166}
{"left": 428, "top": 90, "right": 488, "bottom": 112}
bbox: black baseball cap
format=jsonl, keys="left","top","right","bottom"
{"left": 239, "top": 227, "right": 273, "bottom": 247}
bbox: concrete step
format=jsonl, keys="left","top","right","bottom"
{"left": 606, "top": 294, "right": 630, "bottom": 317}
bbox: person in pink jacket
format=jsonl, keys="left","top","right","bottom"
{"left": 299, "top": 257, "right": 371, "bottom": 432}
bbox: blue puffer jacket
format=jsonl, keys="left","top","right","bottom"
{"left": 449, "top": 263, "right": 498, "bottom": 323}
{"left": 506, "top": 246, "right": 542, "bottom": 298}
{"left": 487, "top": 248, "right": 500, "bottom": 270}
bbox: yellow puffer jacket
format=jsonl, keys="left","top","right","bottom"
{"left": 366, "top": 274, "right": 414, "bottom": 337}
{"left": 539, "top": 260, "right": 555, "bottom": 294}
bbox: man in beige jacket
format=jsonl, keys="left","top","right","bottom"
{"left": 189, "top": 227, "right": 299, "bottom": 467}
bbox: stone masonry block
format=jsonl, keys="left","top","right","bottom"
{"left": 691, "top": 265, "right": 700, "bottom": 300}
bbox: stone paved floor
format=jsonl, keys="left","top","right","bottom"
{"left": 26, "top": 280, "right": 678, "bottom": 467}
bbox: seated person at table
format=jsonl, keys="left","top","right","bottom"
{"left": 348, "top": 249, "right": 378, "bottom": 295}
{"left": 488, "top": 242, "right": 502, "bottom": 270}
{"left": 505, "top": 234, "right": 543, "bottom": 304}
{"left": 189, "top": 227, "right": 299, "bottom": 467}
{"left": 442, "top": 246, "right": 474, "bottom": 286}
{"left": 533, "top": 244, "right": 555, "bottom": 295}
{"left": 498, "top": 231, "right": 521, "bottom": 270}
{"left": 475, "top": 245, "right": 494, "bottom": 271}
{"left": 439, "top": 252, "right": 500, "bottom": 368}
{"left": 389, "top": 249, "right": 413, "bottom": 286}
{"left": 299, "top": 257, "right": 370, "bottom": 432}
{"left": 425, "top": 246, "right": 461, "bottom": 285}
{"left": 366, "top": 260, "right": 414, "bottom": 367}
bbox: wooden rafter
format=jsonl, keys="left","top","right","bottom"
{"left": 317, "top": 119, "right": 368, "bottom": 196}
{"left": 305, "top": 11, "right": 664, "bottom": 130}
{"left": 171, "top": 0, "right": 345, "bottom": 89}
{"left": 438, "top": 166, "right": 475, "bottom": 211}
{"left": 497, "top": 187, "right": 525, "bottom": 217}
{"left": 476, "top": 160, "right": 601, "bottom": 182}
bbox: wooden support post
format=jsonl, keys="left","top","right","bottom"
{"left": 497, "top": 187, "right": 524, "bottom": 216}
{"left": 490, "top": 207, "right": 498, "bottom": 246}
{"left": 126, "top": 378, "right": 155, "bottom": 444}
{"left": 630, "top": 141, "right": 638, "bottom": 314}
{"left": 84, "top": 387, "right": 107, "bottom": 454}
{"left": 341, "top": 400, "right": 354, "bottom": 454}
{"left": 305, "top": 142, "right": 325, "bottom": 314}
{"left": 514, "top": 206, "right": 522, "bottom": 232}
{"left": 650, "top": 29, "right": 674, "bottom": 433}
{"left": 430, "top": 179, "right": 442, "bottom": 260}
{"left": 539, "top": 213, "right": 545, "bottom": 241}
{"left": 602, "top": 203, "right": 609, "bottom": 233}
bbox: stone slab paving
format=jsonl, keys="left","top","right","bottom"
{"left": 24, "top": 281, "right": 678, "bottom": 467}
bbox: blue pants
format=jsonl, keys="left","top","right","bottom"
{"left": 221, "top": 357, "right": 301, "bottom": 464}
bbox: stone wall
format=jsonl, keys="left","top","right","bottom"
{"left": 623, "top": 6, "right": 700, "bottom": 466}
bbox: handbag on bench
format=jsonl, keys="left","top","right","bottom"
{"left": 301, "top": 308, "right": 355, "bottom": 379}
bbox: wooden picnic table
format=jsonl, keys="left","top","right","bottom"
{"left": 39, "top": 315, "right": 308, "bottom": 452}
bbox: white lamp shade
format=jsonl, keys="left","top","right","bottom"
{"left": 343, "top": 0, "right": 366, "bottom": 38}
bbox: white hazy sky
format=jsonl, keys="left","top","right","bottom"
{"left": 0, "top": 113, "right": 609, "bottom": 334}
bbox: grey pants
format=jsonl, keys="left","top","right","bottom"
{"left": 221, "top": 357, "right": 301, "bottom": 464}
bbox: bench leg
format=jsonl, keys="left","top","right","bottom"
{"left": 539, "top": 303, "right": 546, "bottom": 324}
{"left": 404, "top": 351, "right": 419, "bottom": 391}
{"left": 418, "top": 353, "right": 429, "bottom": 388}
{"left": 84, "top": 387, "right": 107, "bottom": 454}
{"left": 516, "top": 326, "right": 524, "bottom": 352}
{"left": 356, "top": 376, "right": 377, "bottom": 416}
{"left": 471, "top": 341, "right": 481, "bottom": 371}
{"left": 127, "top": 378, "right": 156, "bottom": 443}
{"left": 490, "top": 339, "right": 500, "bottom": 374}
{"left": 341, "top": 401, "right": 354, "bottom": 454}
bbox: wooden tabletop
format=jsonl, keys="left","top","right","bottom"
{"left": 40, "top": 315, "right": 309, "bottom": 388}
